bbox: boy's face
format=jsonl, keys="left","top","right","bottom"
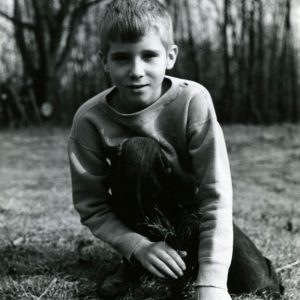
{"left": 102, "top": 29, "right": 178, "bottom": 113}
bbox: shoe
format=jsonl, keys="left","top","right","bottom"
{"left": 98, "top": 260, "right": 140, "bottom": 298}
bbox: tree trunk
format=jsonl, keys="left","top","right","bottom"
{"left": 256, "top": 0, "right": 265, "bottom": 122}
{"left": 247, "top": 0, "right": 262, "bottom": 123}
{"left": 277, "top": 0, "right": 290, "bottom": 122}
{"left": 285, "top": 0, "right": 299, "bottom": 122}
{"left": 290, "top": 50, "right": 299, "bottom": 122}
{"left": 184, "top": 0, "right": 201, "bottom": 83}
{"left": 3, "top": 0, "right": 104, "bottom": 122}
{"left": 237, "top": 0, "right": 247, "bottom": 122}
{"left": 222, "top": 0, "right": 231, "bottom": 122}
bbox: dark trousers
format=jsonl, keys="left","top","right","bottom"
{"left": 109, "top": 137, "right": 283, "bottom": 298}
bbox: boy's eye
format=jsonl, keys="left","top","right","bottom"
{"left": 111, "top": 54, "right": 130, "bottom": 61}
{"left": 143, "top": 52, "right": 159, "bottom": 60}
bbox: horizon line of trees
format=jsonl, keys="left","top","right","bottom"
{"left": 0, "top": 0, "right": 299, "bottom": 126}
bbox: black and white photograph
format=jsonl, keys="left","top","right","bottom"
{"left": 0, "top": 0, "right": 299, "bottom": 299}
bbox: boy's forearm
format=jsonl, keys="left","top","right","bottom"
{"left": 194, "top": 162, "right": 233, "bottom": 289}
{"left": 69, "top": 138, "right": 149, "bottom": 261}
{"left": 194, "top": 188, "right": 233, "bottom": 289}
{"left": 83, "top": 209, "right": 150, "bottom": 261}
{"left": 188, "top": 115, "right": 233, "bottom": 289}
{"left": 71, "top": 171, "right": 150, "bottom": 261}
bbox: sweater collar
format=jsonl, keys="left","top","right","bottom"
{"left": 99, "top": 76, "right": 179, "bottom": 121}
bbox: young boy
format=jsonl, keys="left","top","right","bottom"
{"left": 68, "top": 0, "right": 282, "bottom": 299}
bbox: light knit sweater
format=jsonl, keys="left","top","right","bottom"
{"left": 68, "top": 76, "right": 233, "bottom": 289}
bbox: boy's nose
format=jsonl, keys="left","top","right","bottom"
{"left": 128, "top": 59, "right": 145, "bottom": 79}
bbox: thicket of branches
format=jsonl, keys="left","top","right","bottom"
{"left": 0, "top": 0, "right": 299, "bottom": 126}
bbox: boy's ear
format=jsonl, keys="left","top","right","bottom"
{"left": 166, "top": 45, "right": 178, "bottom": 70}
{"left": 98, "top": 51, "right": 108, "bottom": 73}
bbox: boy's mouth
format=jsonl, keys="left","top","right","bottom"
{"left": 127, "top": 84, "right": 149, "bottom": 90}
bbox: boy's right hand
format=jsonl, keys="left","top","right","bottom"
{"left": 132, "top": 240, "right": 187, "bottom": 279}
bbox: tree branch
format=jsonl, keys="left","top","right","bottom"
{"left": 32, "top": 0, "right": 49, "bottom": 71}
{"left": 79, "top": 0, "right": 103, "bottom": 10}
{"left": 48, "top": 0, "right": 72, "bottom": 55}
{"left": 55, "top": 0, "right": 103, "bottom": 72}
{"left": 13, "top": 0, "right": 35, "bottom": 75}
{"left": 276, "top": 260, "right": 300, "bottom": 273}
{"left": 0, "top": 10, "right": 35, "bottom": 30}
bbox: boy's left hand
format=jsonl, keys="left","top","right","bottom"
{"left": 195, "top": 287, "right": 232, "bottom": 300}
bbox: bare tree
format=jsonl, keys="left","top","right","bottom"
{"left": 277, "top": 0, "right": 298, "bottom": 122}
{"left": 256, "top": 0, "right": 265, "bottom": 120}
{"left": 0, "top": 0, "right": 298, "bottom": 124}
{"left": 222, "top": 0, "right": 232, "bottom": 122}
{"left": 246, "top": 0, "right": 262, "bottom": 122}
{"left": 0, "top": 0, "right": 103, "bottom": 119}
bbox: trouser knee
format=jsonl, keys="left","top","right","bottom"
{"left": 110, "top": 137, "right": 170, "bottom": 228}
{"left": 227, "top": 224, "right": 283, "bottom": 296}
{"left": 118, "top": 137, "right": 169, "bottom": 178}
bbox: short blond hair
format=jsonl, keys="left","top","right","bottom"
{"left": 99, "top": 0, "right": 174, "bottom": 55}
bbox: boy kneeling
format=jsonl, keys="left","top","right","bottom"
{"left": 68, "top": 0, "right": 282, "bottom": 299}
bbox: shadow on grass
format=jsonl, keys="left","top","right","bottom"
{"left": 0, "top": 243, "right": 196, "bottom": 300}
{"left": 0, "top": 241, "right": 120, "bottom": 299}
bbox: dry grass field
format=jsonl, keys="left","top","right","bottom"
{"left": 0, "top": 125, "right": 299, "bottom": 299}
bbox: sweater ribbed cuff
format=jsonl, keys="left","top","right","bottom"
{"left": 194, "top": 261, "right": 229, "bottom": 290}
{"left": 113, "top": 232, "right": 149, "bottom": 261}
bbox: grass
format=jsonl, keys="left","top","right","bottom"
{"left": 0, "top": 125, "right": 299, "bottom": 299}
